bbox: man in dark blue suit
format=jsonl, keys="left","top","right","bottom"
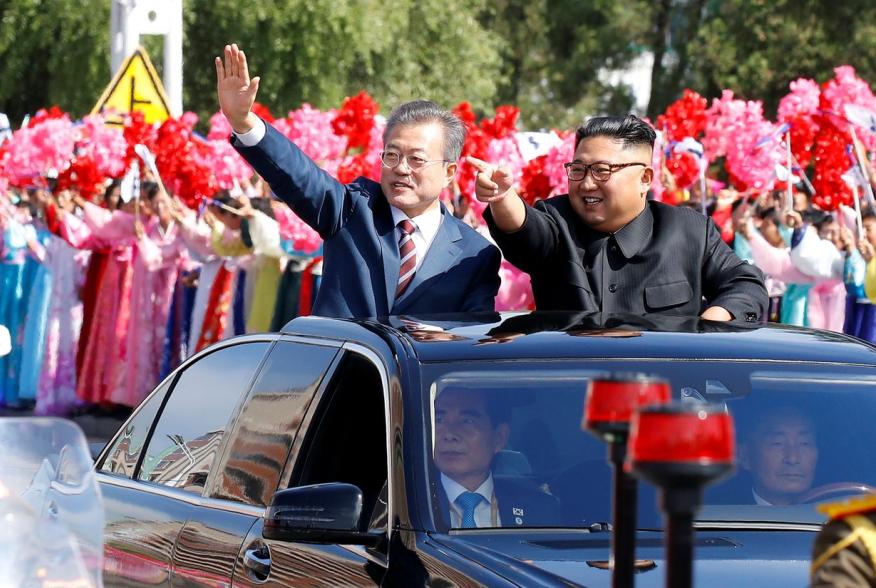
{"left": 216, "top": 44, "right": 501, "bottom": 318}
{"left": 433, "top": 386, "right": 560, "bottom": 529}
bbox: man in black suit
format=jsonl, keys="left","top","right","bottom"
{"left": 432, "top": 386, "right": 560, "bottom": 529}
{"left": 471, "top": 114, "right": 767, "bottom": 322}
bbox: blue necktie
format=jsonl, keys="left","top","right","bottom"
{"left": 456, "top": 491, "right": 486, "bottom": 528}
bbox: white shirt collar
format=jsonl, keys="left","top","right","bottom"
{"left": 441, "top": 472, "right": 494, "bottom": 506}
{"left": 752, "top": 488, "right": 773, "bottom": 506}
{"left": 390, "top": 203, "right": 443, "bottom": 245}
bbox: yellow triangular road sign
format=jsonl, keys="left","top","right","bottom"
{"left": 92, "top": 46, "right": 172, "bottom": 125}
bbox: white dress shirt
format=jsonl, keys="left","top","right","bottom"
{"left": 390, "top": 205, "right": 442, "bottom": 274}
{"left": 232, "top": 119, "right": 267, "bottom": 146}
{"left": 441, "top": 472, "right": 500, "bottom": 528}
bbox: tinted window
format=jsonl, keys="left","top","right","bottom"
{"left": 211, "top": 341, "right": 339, "bottom": 506}
{"left": 292, "top": 352, "right": 387, "bottom": 529}
{"left": 100, "top": 379, "right": 171, "bottom": 478}
{"left": 138, "top": 342, "right": 270, "bottom": 494}
{"left": 423, "top": 362, "right": 876, "bottom": 530}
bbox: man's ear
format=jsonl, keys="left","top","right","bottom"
{"left": 493, "top": 423, "right": 511, "bottom": 454}
{"left": 444, "top": 162, "right": 458, "bottom": 186}
{"left": 640, "top": 166, "right": 654, "bottom": 194}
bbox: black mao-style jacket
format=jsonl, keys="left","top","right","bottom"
{"left": 486, "top": 198, "right": 767, "bottom": 321}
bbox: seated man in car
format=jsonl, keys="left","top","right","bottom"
{"left": 432, "top": 386, "right": 560, "bottom": 528}
{"left": 739, "top": 406, "right": 819, "bottom": 505}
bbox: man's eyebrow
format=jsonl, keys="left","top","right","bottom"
{"left": 460, "top": 408, "right": 484, "bottom": 418}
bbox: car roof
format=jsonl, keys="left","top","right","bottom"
{"left": 281, "top": 311, "right": 876, "bottom": 365}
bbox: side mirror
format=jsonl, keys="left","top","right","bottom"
{"left": 264, "top": 483, "right": 381, "bottom": 547}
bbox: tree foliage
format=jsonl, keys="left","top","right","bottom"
{"left": 1, "top": 0, "right": 875, "bottom": 132}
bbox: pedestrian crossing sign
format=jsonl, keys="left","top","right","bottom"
{"left": 91, "top": 46, "right": 172, "bottom": 126}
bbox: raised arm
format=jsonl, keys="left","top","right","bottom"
{"left": 216, "top": 44, "right": 349, "bottom": 238}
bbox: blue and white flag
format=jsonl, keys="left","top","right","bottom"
{"left": 844, "top": 104, "right": 876, "bottom": 134}
{"left": 120, "top": 162, "right": 140, "bottom": 204}
{"left": 672, "top": 137, "right": 708, "bottom": 172}
{"left": 754, "top": 122, "right": 791, "bottom": 150}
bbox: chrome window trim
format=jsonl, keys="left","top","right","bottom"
{"left": 96, "top": 334, "right": 282, "bottom": 468}
{"left": 97, "top": 471, "right": 266, "bottom": 518}
{"left": 341, "top": 341, "right": 394, "bottom": 549}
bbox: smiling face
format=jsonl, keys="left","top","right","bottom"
{"left": 568, "top": 136, "right": 653, "bottom": 233}
{"left": 743, "top": 409, "right": 818, "bottom": 505}
{"left": 433, "top": 388, "right": 509, "bottom": 491}
{"left": 380, "top": 122, "right": 456, "bottom": 217}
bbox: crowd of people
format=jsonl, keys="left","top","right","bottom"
{"left": 0, "top": 45, "right": 874, "bottom": 421}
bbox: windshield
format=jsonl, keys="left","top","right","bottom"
{"left": 424, "top": 360, "right": 876, "bottom": 531}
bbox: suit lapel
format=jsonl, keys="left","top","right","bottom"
{"left": 494, "top": 480, "right": 526, "bottom": 527}
{"left": 375, "top": 199, "right": 400, "bottom": 312}
{"left": 394, "top": 208, "right": 462, "bottom": 310}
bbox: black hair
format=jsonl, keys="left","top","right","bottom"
{"left": 103, "top": 179, "right": 122, "bottom": 209}
{"left": 756, "top": 206, "right": 781, "bottom": 226}
{"left": 140, "top": 181, "right": 160, "bottom": 201}
{"left": 249, "top": 196, "right": 275, "bottom": 220}
{"left": 575, "top": 114, "right": 656, "bottom": 151}
{"left": 862, "top": 208, "right": 876, "bottom": 223}
{"left": 209, "top": 190, "right": 242, "bottom": 210}
{"left": 437, "top": 386, "right": 512, "bottom": 427}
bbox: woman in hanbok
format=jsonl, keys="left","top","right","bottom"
{"left": 740, "top": 211, "right": 814, "bottom": 326}
{"left": 0, "top": 203, "right": 39, "bottom": 406}
{"left": 28, "top": 222, "right": 89, "bottom": 415}
{"left": 789, "top": 212, "right": 848, "bottom": 332}
{"left": 109, "top": 187, "right": 188, "bottom": 408}
{"left": 60, "top": 193, "right": 138, "bottom": 407}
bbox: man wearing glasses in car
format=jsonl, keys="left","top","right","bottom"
{"left": 216, "top": 44, "right": 500, "bottom": 318}
{"left": 470, "top": 114, "right": 767, "bottom": 322}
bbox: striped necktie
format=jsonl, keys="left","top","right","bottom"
{"left": 396, "top": 219, "right": 417, "bottom": 297}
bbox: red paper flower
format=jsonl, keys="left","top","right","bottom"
{"left": 251, "top": 102, "right": 275, "bottom": 124}
{"left": 657, "top": 90, "right": 708, "bottom": 142}
{"left": 29, "top": 106, "right": 67, "bottom": 126}
{"left": 811, "top": 120, "right": 853, "bottom": 211}
{"left": 332, "top": 91, "right": 380, "bottom": 152}
{"left": 519, "top": 155, "right": 552, "bottom": 205}
{"left": 666, "top": 151, "right": 700, "bottom": 190}
{"left": 480, "top": 105, "right": 520, "bottom": 140}
{"left": 55, "top": 155, "right": 104, "bottom": 200}
{"left": 123, "top": 111, "right": 157, "bottom": 168}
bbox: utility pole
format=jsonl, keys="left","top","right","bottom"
{"left": 110, "top": 0, "right": 183, "bottom": 116}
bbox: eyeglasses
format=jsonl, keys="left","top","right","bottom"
{"left": 563, "top": 161, "right": 648, "bottom": 182}
{"left": 380, "top": 151, "right": 449, "bottom": 171}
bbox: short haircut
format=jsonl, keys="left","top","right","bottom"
{"left": 383, "top": 100, "right": 466, "bottom": 163}
{"left": 436, "top": 386, "right": 512, "bottom": 427}
{"left": 862, "top": 208, "right": 876, "bottom": 223}
{"left": 575, "top": 114, "right": 656, "bottom": 151}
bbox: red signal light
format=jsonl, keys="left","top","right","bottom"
{"left": 626, "top": 403, "right": 735, "bottom": 483}
{"left": 583, "top": 375, "right": 671, "bottom": 437}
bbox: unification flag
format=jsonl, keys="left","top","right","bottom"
{"left": 844, "top": 104, "right": 876, "bottom": 135}
{"left": 754, "top": 122, "right": 791, "bottom": 151}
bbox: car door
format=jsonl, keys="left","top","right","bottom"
{"left": 97, "top": 339, "right": 271, "bottom": 587}
{"left": 171, "top": 338, "right": 342, "bottom": 587}
{"left": 232, "top": 345, "right": 392, "bottom": 587}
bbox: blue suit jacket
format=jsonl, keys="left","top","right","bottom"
{"left": 436, "top": 476, "right": 561, "bottom": 529}
{"left": 233, "top": 123, "right": 501, "bottom": 318}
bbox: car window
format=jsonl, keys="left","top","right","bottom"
{"left": 99, "top": 379, "right": 171, "bottom": 478}
{"left": 137, "top": 342, "right": 270, "bottom": 495}
{"left": 423, "top": 361, "right": 876, "bottom": 531}
{"left": 211, "top": 341, "right": 339, "bottom": 506}
{"left": 291, "top": 351, "right": 388, "bottom": 531}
